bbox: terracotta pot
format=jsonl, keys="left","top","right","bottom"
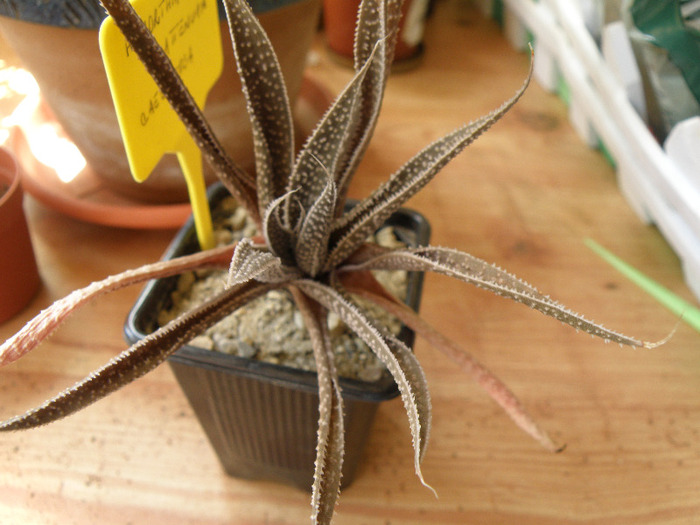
{"left": 124, "top": 184, "right": 431, "bottom": 490}
{"left": 323, "top": 0, "right": 429, "bottom": 70}
{"left": 0, "top": 146, "right": 40, "bottom": 324}
{"left": 0, "top": 0, "right": 321, "bottom": 203}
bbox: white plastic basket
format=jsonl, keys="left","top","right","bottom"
{"left": 475, "top": 0, "right": 700, "bottom": 302}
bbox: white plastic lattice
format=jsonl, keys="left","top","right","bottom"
{"left": 474, "top": 0, "right": 700, "bottom": 302}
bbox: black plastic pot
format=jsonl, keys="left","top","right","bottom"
{"left": 124, "top": 184, "right": 430, "bottom": 491}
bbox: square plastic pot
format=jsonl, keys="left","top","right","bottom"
{"left": 124, "top": 184, "right": 430, "bottom": 491}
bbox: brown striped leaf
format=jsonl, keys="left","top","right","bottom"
{"left": 0, "top": 281, "right": 276, "bottom": 431}
{"left": 349, "top": 285, "right": 562, "bottom": 452}
{"left": 290, "top": 288, "right": 344, "bottom": 525}
{"left": 327, "top": 60, "right": 532, "bottom": 270}
{"left": 286, "top": 40, "right": 380, "bottom": 224}
{"left": 295, "top": 177, "right": 337, "bottom": 277}
{"left": 222, "top": 0, "right": 295, "bottom": 213}
{"left": 341, "top": 245, "right": 652, "bottom": 348}
{"left": 295, "top": 279, "right": 435, "bottom": 495}
{"left": 332, "top": 0, "right": 405, "bottom": 212}
{"left": 228, "top": 239, "right": 300, "bottom": 286}
{"left": 0, "top": 244, "right": 235, "bottom": 368}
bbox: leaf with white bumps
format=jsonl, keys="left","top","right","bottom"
{"left": 291, "top": 289, "right": 344, "bottom": 525}
{"left": 327, "top": 62, "right": 532, "bottom": 270}
{"left": 342, "top": 245, "right": 646, "bottom": 347}
{"left": 222, "top": 0, "right": 294, "bottom": 213}
{"left": 0, "top": 281, "right": 276, "bottom": 431}
{"left": 296, "top": 279, "right": 435, "bottom": 495}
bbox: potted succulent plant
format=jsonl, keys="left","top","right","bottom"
{"left": 0, "top": 0, "right": 660, "bottom": 523}
{"left": 123, "top": 182, "right": 431, "bottom": 491}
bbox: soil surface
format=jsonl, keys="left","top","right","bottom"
{"left": 159, "top": 197, "right": 407, "bottom": 382}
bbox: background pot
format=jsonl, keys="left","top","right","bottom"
{"left": 0, "top": 0, "right": 321, "bottom": 203}
{"left": 124, "top": 184, "right": 430, "bottom": 490}
{"left": 0, "top": 146, "right": 40, "bottom": 324}
{"left": 323, "top": 0, "right": 430, "bottom": 70}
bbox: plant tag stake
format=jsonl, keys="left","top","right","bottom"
{"left": 99, "top": 0, "right": 223, "bottom": 250}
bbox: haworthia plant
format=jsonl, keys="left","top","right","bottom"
{"left": 0, "top": 0, "right": 662, "bottom": 523}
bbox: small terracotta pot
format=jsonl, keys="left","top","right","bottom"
{"left": 0, "top": 147, "right": 40, "bottom": 324}
{"left": 0, "top": 0, "right": 321, "bottom": 203}
{"left": 323, "top": 0, "right": 429, "bottom": 70}
{"left": 124, "top": 184, "right": 431, "bottom": 490}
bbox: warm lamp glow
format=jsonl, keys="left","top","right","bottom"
{"left": 0, "top": 64, "right": 86, "bottom": 183}
{"left": 27, "top": 121, "right": 87, "bottom": 183}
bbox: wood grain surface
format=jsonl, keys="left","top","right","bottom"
{"left": 1, "top": 2, "right": 699, "bottom": 523}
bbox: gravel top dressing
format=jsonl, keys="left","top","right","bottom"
{"left": 158, "top": 197, "right": 408, "bottom": 383}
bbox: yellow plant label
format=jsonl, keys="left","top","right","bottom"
{"left": 99, "top": 0, "right": 223, "bottom": 249}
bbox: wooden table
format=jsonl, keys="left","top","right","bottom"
{"left": 2, "top": 2, "right": 699, "bottom": 523}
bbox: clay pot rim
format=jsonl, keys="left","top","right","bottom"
{"left": 0, "top": 146, "right": 20, "bottom": 208}
{"left": 0, "top": 144, "right": 41, "bottom": 324}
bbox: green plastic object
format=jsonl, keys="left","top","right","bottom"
{"left": 585, "top": 238, "right": 700, "bottom": 334}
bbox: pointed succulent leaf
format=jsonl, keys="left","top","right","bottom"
{"left": 291, "top": 288, "right": 344, "bottom": 524}
{"left": 286, "top": 40, "right": 380, "bottom": 222}
{"left": 228, "top": 239, "right": 301, "bottom": 286}
{"left": 349, "top": 285, "right": 562, "bottom": 452}
{"left": 262, "top": 191, "right": 299, "bottom": 265}
{"left": 0, "top": 281, "right": 276, "bottom": 431}
{"left": 99, "top": 0, "right": 258, "bottom": 219}
{"left": 294, "top": 280, "right": 435, "bottom": 495}
{"left": 382, "top": 332, "right": 432, "bottom": 460}
{"left": 335, "top": 272, "right": 431, "bottom": 459}
{"left": 0, "top": 244, "right": 235, "bottom": 368}
{"left": 342, "top": 246, "right": 649, "bottom": 347}
{"left": 326, "top": 66, "right": 532, "bottom": 270}
{"left": 222, "top": 0, "right": 295, "bottom": 213}
{"left": 354, "top": 0, "right": 403, "bottom": 70}
{"left": 332, "top": 0, "right": 405, "bottom": 212}
{"left": 295, "top": 177, "right": 337, "bottom": 277}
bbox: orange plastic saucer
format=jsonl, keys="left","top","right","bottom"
{"left": 10, "top": 76, "right": 333, "bottom": 229}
